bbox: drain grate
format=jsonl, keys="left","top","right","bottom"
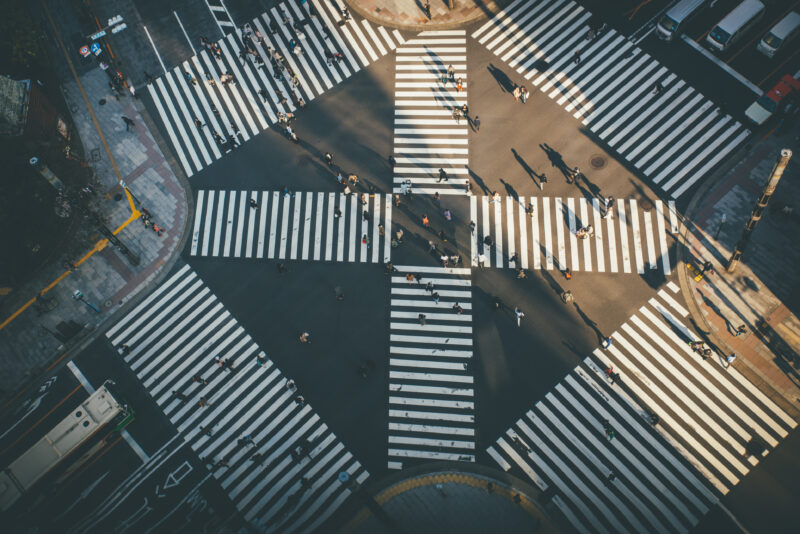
{"left": 590, "top": 155, "right": 606, "bottom": 169}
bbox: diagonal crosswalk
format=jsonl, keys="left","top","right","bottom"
{"left": 387, "top": 266, "right": 476, "bottom": 470}
{"left": 149, "top": 0, "right": 406, "bottom": 178}
{"left": 472, "top": 0, "right": 751, "bottom": 199}
{"left": 393, "top": 30, "right": 471, "bottom": 196}
{"left": 105, "top": 264, "right": 368, "bottom": 533}
{"left": 487, "top": 282, "right": 797, "bottom": 534}
{"left": 190, "top": 190, "right": 393, "bottom": 263}
{"left": 470, "top": 195, "right": 679, "bottom": 274}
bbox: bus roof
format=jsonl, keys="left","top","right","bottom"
{"left": 717, "top": 0, "right": 765, "bottom": 32}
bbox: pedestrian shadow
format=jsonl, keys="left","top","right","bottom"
{"left": 539, "top": 143, "right": 570, "bottom": 177}
{"left": 511, "top": 148, "right": 541, "bottom": 188}
{"left": 696, "top": 288, "right": 734, "bottom": 331}
{"left": 573, "top": 302, "right": 605, "bottom": 343}
{"left": 468, "top": 168, "right": 491, "bottom": 195}
{"left": 488, "top": 63, "right": 515, "bottom": 93}
{"left": 500, "top": 179, "right": 518, "bottom": 201}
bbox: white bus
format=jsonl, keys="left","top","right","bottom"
{"left": 656, "top": 0, "right": 710, "bottom": 41}
{"left": 706, "top": 0, "right": 765, "bottom": 52}
{"left": 0, "top": 384, "right": 127, "bottom": 511}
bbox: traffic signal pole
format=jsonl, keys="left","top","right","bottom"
{"left": 726, "top": 149, "right": 792, "bottom": 273}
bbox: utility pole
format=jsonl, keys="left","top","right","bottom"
{"left": 727, "top": 148, "right": 792, "bottom": 273}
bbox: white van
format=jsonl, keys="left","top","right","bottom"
{"left": 757, "top": 11, "right": 800, "bottom": 57}
{"left": 657, "top": 0, "right": 709, "bottom": 41}
{"left": 706, "top": 0, "right": 765, "bottom": 52}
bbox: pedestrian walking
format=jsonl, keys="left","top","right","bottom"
{"left": 361, "top": 234, "right": 370, "bottom": 248}
{"left": 491, "top": 191, "right": 501, "bottom": 204}
{"left": 653, "top": 81, "right": 664, "bottom": 95}
{"left": 386, "top": 261, "right": 398, "bottom": 274}
{"left": 396, "top": 229, "right": 404, "bottom": 242}
{"left": 299, "top": 332, "right": 311, "bottom": 343}
{"left": 418, "top": 313, "right": 426, "bottom": 326}
{"left": 447, "top": 64, "right": 455, "bottom": 81}
{"left": 473, "top": 115, "right": 480, "bottom": 131}
{"left": 725, "top": 354, "right": 736, "bottom": 368}
{"left": 334, "top": 207, "right": 342, "bottom": 219}
{"left": 406, "top": 273, "right": 416, "bottom": 283}
{"left": 432, "top": 292, "right": 440, "bottom": 303}
{"left": 198, "top": 396, "right": 210, "bottom": 408}
{"left": 129, "top": 85, "right": 138, "bottom": 98}
{"left": 469, "top": 220, "right": 476, "bottom": 234}
{"left": 277, "top": 263, "right": 289, "bottom": 274}
{"left": 514, "top": 307, "right": 525, "bottom": 327}
{"left": 453, "top": 303, "right": 463, "bottom": 314}
{"left": 121, "top": 116, "right": 135, "bottom": 131}
{"left": 193, "top": 373, "right": 208, "bottom": 386}
{"left": 735, "top": 325, "right": 747, "bottom": 336}
{"left": 603, "top": 420, "right": 615, "bottom": 440}
{"left": 144, "top": 71, "right": 155, "bottom": 85}
{"left": 422, "top": 214, "right": 430, "bottom": 228}
{"left": 173, "top": 390, "right": 188, "bottom": 402}
{"left": 457, "top": 78, "right": 463, "bottom": 92}
{"left": 517, "top": 268, "right": 526, "bottom": 279}
{"left": 363, "top": 210, "right": 370, "bottom": 221}
{"left": 256, "top": 352, "right": 268, "bottom": 366}
{"left": 325, "top": 152, "right": 334, "bottom": 166}
{"left": 509, "top": 252, "right": 519, "bottom": 265}
{"left": 602, "top": 336, "right": 614, "bottom": 349}
{"left": 603, "top": 196, "right": 615, "bottom": 218}
{"left": 295, "top": 395, "right": 306, "bottom": 406}
{"left": 426, "top": 281, "right": 434, "bottom": 293}
{"left": 194, "top": 117, "right": 205, "bottom": 128}
{"left": 478, "top": 252, "right": 487, "bottom": 268}
{"left": 200, "top": 425, "right": 214, "bottom": 437}
{"left": 334, "top": 286, "right": 345, "bottom": 300}
{"left": 438, "top": 168, "right": 448, "bottom": 182}
{"left": 388, "top": 154, "right": 396, "bottom": 167}
{"left": 360, "top": 193, "right": 367, "bottom": 206}
{"left": 249, "top": 198, "right": 258, "bottom": 209}
{"left": 520, "top": 86, "right": 529, "bottom": 103}
{"left": 513, "top": 86, "right": 521, "bottom": 101}
{"left": 433, "top": 191, "right": 441, "bottom": 204}
{"left": 379, "top": 224, "right": 385, "bottom": 236}
{"left": 444, "top": 209, "right": 452, "bottom": 221}
{"left": 573, "top": 50, "right": 581, "bottom": 64}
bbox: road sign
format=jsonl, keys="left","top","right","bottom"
{"left": 90, "top": 42, "right": 102, "bottom": 55}
{"left": 89, "top": 29, "right": 107, "bottom": 41}
{"left": 79, "top": 45, "right": 90, "bottom": 57}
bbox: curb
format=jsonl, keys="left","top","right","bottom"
{"left": 344, "top": 0, "right": 510, "bottom": 32}
{"left": 676, "top": 135, "right": 800, "bottom": 421}
{"left": 328, "top": 461, "right": 567, "bottom": 533}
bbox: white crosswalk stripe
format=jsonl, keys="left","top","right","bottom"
{"left": 392, "top": 31, "right": 472, "bottom": 196}
{"left": 472, "top": 0, "right": 751, "bottom": 199}
{"left": 487, "top": 284, "right": 797, "bottom": 534}
{"left": 104, "top": 265, "right": 369, "bottom": 532}
{"left": 471, "top": 195, "right": 676, "bottom": 274}
{"left": 190, "top": 190, "right": 392, "bottom": 262}
{"left": 147, "top": 1, "right": 405, "bottom": 178}
{"left": 387, "top": 266, "right": 476, "bottom": 469}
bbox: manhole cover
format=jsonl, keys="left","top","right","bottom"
{"left": 590, "top": 155, "right": 606, "bottom": 169}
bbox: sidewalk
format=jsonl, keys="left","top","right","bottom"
{"left": 0, "top": 0, "right": 189, "bottom": 403}
{"left": 678, "top": 123, "right": 800, "bottom": 420}
{"left": 345, "top": 0, "right": 512, "bottom": 31}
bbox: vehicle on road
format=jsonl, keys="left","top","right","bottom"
{"left": 757, "top": 11, "right": 800, "bottom": 58}
{"left": 656, "top": 0, "right": 711, "bottom": 41}
{"left": 744, "top": 74, "right": 800, "bottom": 125}
{"left": 0, "top": 383, "right": 129, "bottom": 511}
{"left": 706, "top": 0, "right": 765, "bottom": 52}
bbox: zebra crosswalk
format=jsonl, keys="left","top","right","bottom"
{"left": 387, "top": 266, "right": 476, "bottom": 469}
{"left": 470, "top": 195, "right": 679, "bottom": 274}
{"left": 487, "top": 282, "right": 797, "bottom": 534}
{"left": 472, "top": 0, "right": 750, "bottom": 199}
{"left": 149, "top": 0, "right": 406, "bottom": 178}
{"left": 105, "top": 264, "right": 368, "bottom": 532}
{"left": 190, "top": 190, "right": 393, "bottom": 263}
{"left": 393, "top": 30, "right": 471, "bottom": 196}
